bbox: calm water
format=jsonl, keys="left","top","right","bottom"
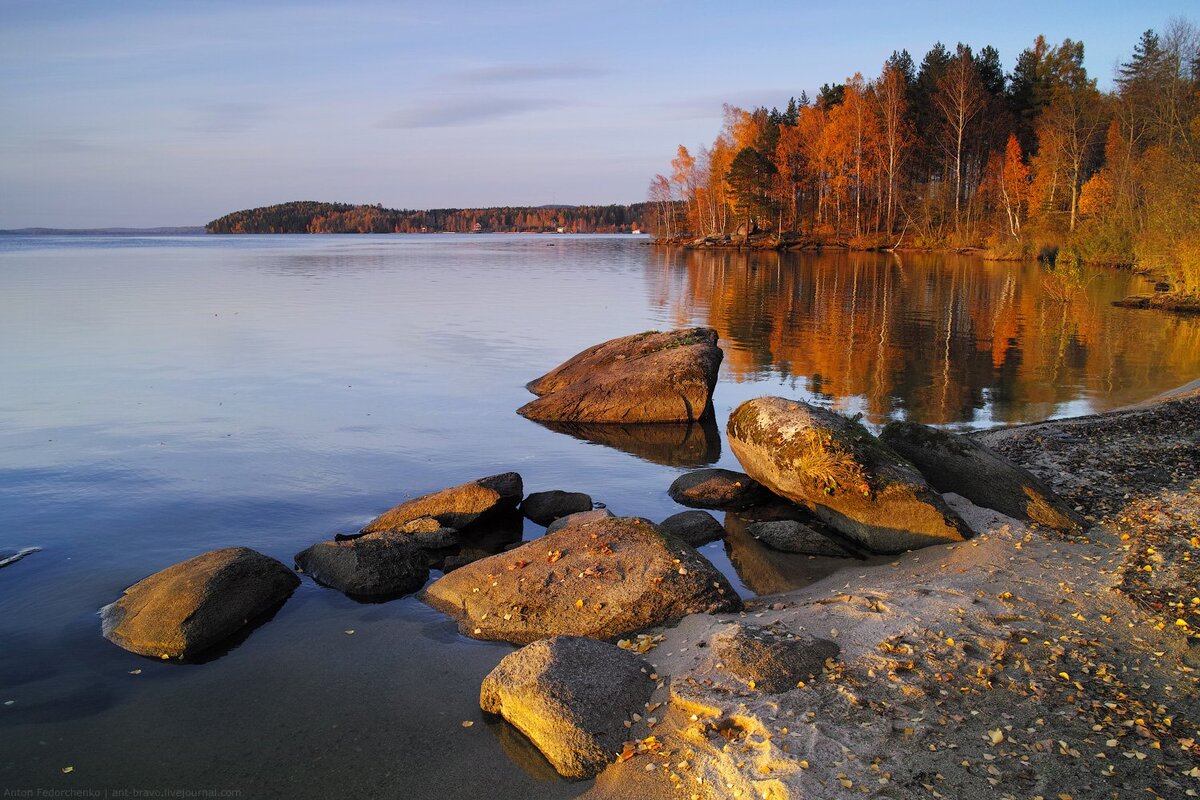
{"left": 1, "top": 234, "right": 1196, "bottom": 798}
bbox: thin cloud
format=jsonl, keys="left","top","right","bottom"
{"left": 0, "top": 136, "right": 103, "bottom": 155}
{"left": 186, "top": 102, "right": 270, "bottom": 134}
{"left": 448, "top": 62, "right": 608, "bottom": 85}
{"left": 377, "top": 97, "right": 562, "bottom": 129}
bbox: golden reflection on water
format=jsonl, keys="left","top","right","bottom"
{"left": 648, "top": 248, "right": 1200, "bottom": 426}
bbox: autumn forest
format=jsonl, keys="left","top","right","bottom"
{"left": 649, "top": 23, "right": 1200, "bottom": 294}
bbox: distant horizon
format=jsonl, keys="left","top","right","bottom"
{"left": 0, "top": 197, "right": 649, "bottom": 231}
{"left": 2, "top": 0, "right": 1196, "bottom": 228}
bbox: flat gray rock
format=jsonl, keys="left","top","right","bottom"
{"left": 746, "top": 519, "right": 852, "bottom": 557}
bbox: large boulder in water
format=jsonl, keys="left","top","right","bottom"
{"left": 423, "top": 516, "right": 741, "bottom": 644}
{"left": 667, "top": 468, "right": 769, "bottom": 510}
{"left": 518, "top": 328, "right": 723, "bottom": 424}
{"left": 727, "top": 398, "right": 971, "bottom": 553}
{"left": 360, "top": 472, "right": 522, "bottom": 534}
{"left": 480, "top": 636, "right": 655, "bottom": 778}
{"left": 100, "top": 547, "right": 299, "bottom": 659}
{"left": 879, "top": 421, "right": 1085, "bottom": 533}
{"left": 295, "top": 533, "right": 429, "bottom": 598}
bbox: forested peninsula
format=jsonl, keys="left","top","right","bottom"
{"left": 649, "top": 23, "right": 1200, "bottom": 301}
{"left": 205, "top": 201, "right": 649, "bottom": 235}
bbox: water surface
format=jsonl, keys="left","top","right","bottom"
{"left": 1, "top": 234, "right": 1195, "bottom": 798}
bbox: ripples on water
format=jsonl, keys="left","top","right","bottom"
{"left": 0, "top": 234, "right": 1195, "bottom": 797}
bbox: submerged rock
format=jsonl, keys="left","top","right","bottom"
{"left": 879, "top": 421, "right": 1085, "bottom": 533}
{"left": 522, "top": 490, "right": 593, "bottom": 527}
{"left": 295, "top": 533, "right": 429, "bottom": 598}
{"left": 746, "top": 519, "right": 853, "bottom": 557}
{"left": 480, "top": 636, "right": 654, "bottom": 778}
{"left": 360, "top": 472, "right": 523, "bottom": 534}
{"left": 667, "top": 468, "right": 769, "bottom": 511}
{"left": 0, "top": 547, "right": 40, "bottom": 570}
{"left": 727, "top": 398, "right": 971, "bottom": 553}
{"left": 101, "top": 547, "right": 299, "bottom": 659}
{"left": 546, "top": 508, "right": 615, "bottom": 534}
{"left": 423, "top": 516, "right": 741, "bottom": 644}
{"left": 518, "top": 328, "right": 723, "bottom": 424}
{"left": 658, "top": 510, "right": 726, "bottom": 548}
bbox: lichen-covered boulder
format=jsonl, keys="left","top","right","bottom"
{"left": 423, "top": 516, "right": 741, "bottom": 644}
{"left": 667, "top": 468, "right": 769, "bottom": 510}
{"left": 480, "top": 636, "right": 654, "bottom": 778}
{"left": 360, "top": 472, "right": 523, "bottom": 534}
{"left": 518, "top": 328, "right": 723, "bottom": 423}
{"left": 727, "top": 398, "right": 971, "bottom": 553}
{"left": 295, "top": 533, "right": 429, "bottom": 598}
{"left": 879, "top": 421, "right": 1085, "bottom": 533}
{"left": 101, "top": 547, "right": 299, "bottom": 659}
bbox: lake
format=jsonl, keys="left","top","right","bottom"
{"left": 1, "top": 234, "right": 1196, "bottom": 798}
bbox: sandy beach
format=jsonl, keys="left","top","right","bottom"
{"left": 583, "top": 385, "right": 1199, "bottom": 800}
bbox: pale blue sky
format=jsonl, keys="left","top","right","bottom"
{"left": 0, "top": 0, "right": 1192, "bottom": 227}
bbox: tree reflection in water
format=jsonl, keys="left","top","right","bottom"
{"left": 647, "top": 247, "right": 1200, "bottom": 426}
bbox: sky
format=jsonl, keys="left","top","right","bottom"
{"left": 0, "top": 0, "right": 1195, "bottom": 228}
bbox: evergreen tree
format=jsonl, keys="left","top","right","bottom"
{"left": 727, "top": 147, "right": 779, "bottom": 231}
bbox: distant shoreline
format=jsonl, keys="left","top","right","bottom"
{"left": 0, "top": 226, "right": 206, "bottom": 236}
{"left": 0, "top": 228, "right": 649, "bottom": 237}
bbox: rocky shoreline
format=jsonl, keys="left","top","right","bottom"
{"left": 91, "top": 329, "right": 1199, "bottom": 798}
{"left": 581, "top": 385, "right": 1199, "bottom": 800}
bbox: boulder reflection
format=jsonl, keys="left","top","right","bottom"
{"left": 525, "top": 416, "right": 721, "bottom": 467}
